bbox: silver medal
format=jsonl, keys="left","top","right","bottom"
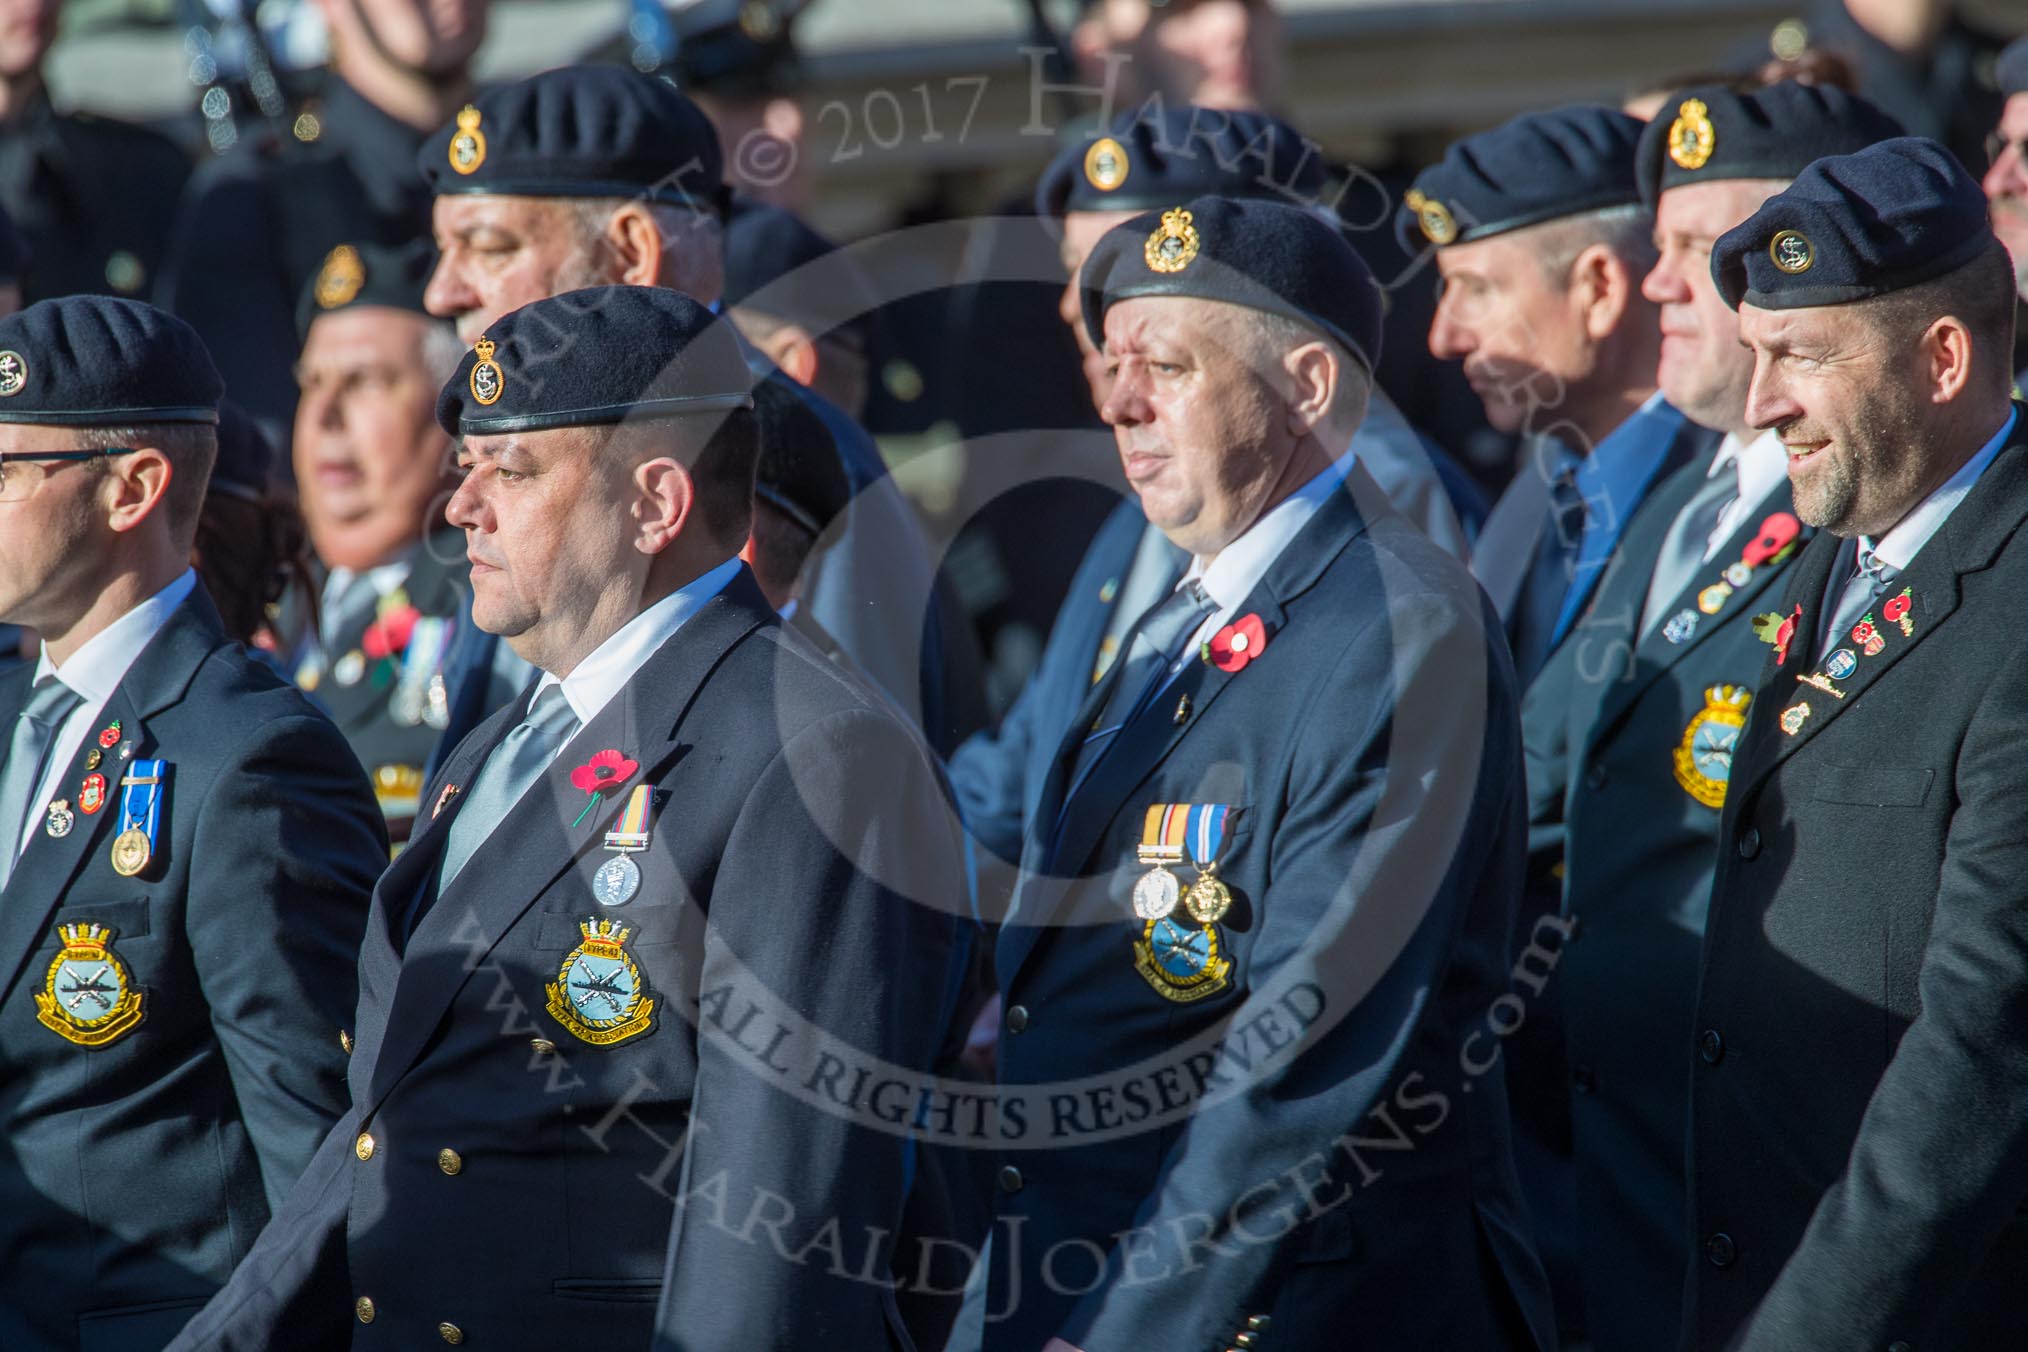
{"left": 423, "top": 673, "right": 451, "bottom": 730}
{"left": 1132, "top": 866, "right": 1180, "bottom": 920}
{"left": 44, "top": 800, "right": 74, "bottom": 838}
{"left": 332, "top": 650, "right": 367, "bottom": 687}
{"left": 593, "top": 853, "right": 642, "bottom": 907}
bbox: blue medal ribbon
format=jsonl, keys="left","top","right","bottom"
{"left": 118, "top": 759, "right": 165, "bottom": 853}
{"left": 1184, "top": 803, "right": 1229, "bottom": 870}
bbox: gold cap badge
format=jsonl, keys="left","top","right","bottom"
{"left": 1769, "top": 229, "right": 1814, "bottom": 274}
{"left": 1404, "top": 189, "right": 1458, "bottom": 246}
{"left": 314, "top": 244, "right": 366, "bottom": 310}
{"left": 449, "top": 105, "right": 487, "bottom": 176}
{"left": 470, "top": 337, "right": 504, "bottom": 406}
{"left": 1085, "top": 137, "right": 1129, "bottom": 193}
{"left": 1668, "top": 97, "right": 1716, "bottom": 171}
{"left": 1144, "top": 207, "right": 1201, "bottom": 274}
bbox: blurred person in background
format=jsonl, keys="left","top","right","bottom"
{"left": 721, "top": 197, "right": 873, "bottom": 422}
{"left": 159, "top": 0, "right": 491, "bottom": 444}
{"left": 1981, "top": 36, "right": 2028, "bottom": 385}
{"left": 0, "top": 0, "right": 188, "bottom": 305}
{"left": 1072, "top": 0, "right": 1285, "bottom": 112}
{"left": 193, "top": 399, "right": 315, "bottom": 652}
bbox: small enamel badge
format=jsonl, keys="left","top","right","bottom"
{"left": 314, "top": 244, "right": 365, "bottom": 309}
{"left": 1779, "top": 702, "right": 1812, "bottom": 737}
{"left": 44, "top": 799, "right": 74, "bottom": 838}
{"left": 1769, "top": 229, "right": 1814, "bottom": 274}
{"left": 432, "top": 783, "right": 461, "bottom": 820}
{"left": 1084, "top": 136, "right": 1128, "bottom": 192}
{"left": 545, "top": 918, "right": 658, "bottom": 1046}
{"left": 1668, "top": 97, "right": 1715, "bottom": 170}
{"left": 469, "top": 336, "right": 504, "bottom": 406}
{"left": 449, "top": 104, "right": 487, "bottom": 175}
{"left": 1673, "top": 685, "right": 1751, "bottom": 809}
{"left": 1404, "top": 188, "right": 1458, "bottom": 245}
{"left": 35, "top": 922, "right": 144, "bottom": 1047}
{"left": 0, "top": 350, "right": 26, "bottom": 397}
{"left": 1144, "top": 207, "right": 1201, "bottom": 273}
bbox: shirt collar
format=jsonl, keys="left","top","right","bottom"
{"left": 1571, "top": 390, "right": 1676, "bottom": 499}
{"left": 531, "top": 557, "right": 742, "bottom": 724}
{"left": 1865, "top": 406, "right": 2019, "bottom": 573}
{"left": 1186, "top": 452, "right": 1351, "bottom": 614}
{"left": 34, "top": 569, "right": 198, "bottom": 704}
{"left": 1724, "top": 428, "right": 1789, "bottom": 502}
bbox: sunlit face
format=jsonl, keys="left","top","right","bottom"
{"left": 0, "top": 423, "right": 112, "bottom": 631}
{"left": 324, "top": 0, "right": 488, "bottom": 76}
{"left": 427, "top": 196, "right": 613, "bottom": 345}
{"left": 1427, "top": 229, "right": 1595, "bottom": 436}
{"left": 1643, "top": 178, "right": 1785, "bottom": 432}
{"left": 444, "top": 427, "right": 635, "bottom": 662}
{"left": 1059, "top": 207, "right": 1140, "bottom": 407}
{"left": 0, "top": 0, "right": 58, "bottom": 81}
{"left": 1098, "top": 295, "right": 1290, "bottom": 557}
{"left": 1983, "top": 92, "right": 2028, "bottom": 295}
{"left": 1737, "top": 300, "right": 1929, "bottom": 538}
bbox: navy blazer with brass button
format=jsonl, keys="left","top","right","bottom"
{"left": 0, "top": 586, "right": 384, "bottom": 1352}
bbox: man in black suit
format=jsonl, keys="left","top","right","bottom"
{"left": 172, "top": 285, "right": 966, "bottom": 1349}
{"left": 1524, "top": 82, "right": 1903, "bottom": 1351}
{"left": 1692, "top": 136, "right": 2028, "bottom": 1350}
{"left": 0, "top": 295, "right": 386, "bottom": 1350}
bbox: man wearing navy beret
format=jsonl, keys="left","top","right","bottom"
{"left": 969, "top": 195, "right": 1552, "bottom": 1352}
{"left": 1519, "top": 80, "right": 1902, "bottom": 1352}
{"left": 0, "top": 295, "right": 386, "bottom": 1349}
{"left": 415, "top": 64, "right": 986, "bottom": 761}
{"left": 173, "top": 285, "right": 967, "bottom": 1349}
{"left": 1690, "top": 137, "right": 2028, "bottom": 1350}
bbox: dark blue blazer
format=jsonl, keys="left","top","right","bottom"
{"left": 171, "top": 569, "right": 966, "bottom": 1351}
{"left": 1521, "top": 449, "right": 1811, "bottom": 1352}
{"left": 0, "top": 587, "right": 385, "bottom": 1352}
{"left": 975, "top": 470, "right": 1555, "bottom": 1352}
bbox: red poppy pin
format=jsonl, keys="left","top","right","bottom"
{"left": 1203, "top": 614, "right": 1268, "bottom": 673}
{"left": 1752, "top": 604, "right": 1802, "bottom": 667}
{"left": 568, "top": 749, "right": 639, "bottom": 827}
{"left": 361, "top": 603, "right": 421, "bottom": 661}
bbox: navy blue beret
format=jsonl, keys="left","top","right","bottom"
{"left": 752, "top": 377, "right": 848, "bottom": 539}
{"left": 722, "top": 199, "right": 873, "bottom": 348}
{"left": 0, "top": 198, "right": 25, "bottom": 286}
{"left": 1036, "top": 104, "right": 1327, "bottom": 222}
{"left": 211, "top": 399, "right": 277, "bottom": 500}
{"left": 435, "top": 285, "right": 754, "bottom": 437}
{"left": 1637, "top": 81, "right": 1905, "bottom": 206}
{"left": 296, "top": 239, "right": 436, "bottom": 343}
{"left": 1999, "top": 36, "right": 2028, "bottom": 98}
{"left": 418, "top": 66, "right": 726, "bottom": 214}
{"left": 1397, "top": 105, "right": 1645, "bottom": 254}
{"left": 0, "top": 295, "right": 220, "bottom": 426}
{"left": 1712, "top": 137, "right": 1995, "bottom": 311}
{"left": 1078, "top": 195, "right": 1382, "bottom": 373}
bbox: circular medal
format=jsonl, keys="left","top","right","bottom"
{"left": 1725, "top": 562, "right": 1754, "bottom": 588}
{"left": 1132, "top": 866, "right": 1180, "bottom": 920}
{"left": 593, "top": 854, "right": 642, "bottom": 907}
{"left": 1184, "top": 872, "right": 1232, "bottom": 925}
{"left": 332, "top": 650, "right": 367, "bottom": 687}
{"left": 45, "top": 800, "right": 74, "bottom": 839}
{"left": 389, "top": 682, "right": 425, "bottom": 727}
{"left": 110, "top": 827, "right": 151, "bottom": 878}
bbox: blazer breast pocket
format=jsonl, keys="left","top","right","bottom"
{"left": 1812, "top": 763, "right": 1936, "bottom": 808}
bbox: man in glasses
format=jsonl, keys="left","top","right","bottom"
{"left": 0, "top": 295, "right": 387, "bottom": 1349}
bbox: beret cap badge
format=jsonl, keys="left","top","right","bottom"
{"left": 449, "top": 105, "right": 487, "bottom": 176}
{"left": 1669, "top": 97, "right": 1717, "bottom": 171}
{"left": 1768, "top": 229, "right": 1815, "bottom": 274}
{"left": 0, "top": 351, "right": 25, "bottom": 398}
{"left": 1404, "top": 189, "right": 1458, "bottom": 245}
{"left": 314, "top": 245, "right": 366, "bottom": 310}
{"left": 1144, "top": 207, "right": 1201, "bottom": 274}
{"left": 1085, "top": 137, "right": 1129, "bottom": 193}
{"left": 469, "top": 337, "right": 504, "bottom": 406}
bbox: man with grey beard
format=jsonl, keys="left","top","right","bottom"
{"left": 1690, "top": 137, "right": 2028, "bottom": 1351}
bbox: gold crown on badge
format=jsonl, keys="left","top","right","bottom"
{"left": 1404, "top": 189, "right": 1458, "bottom": 245}
{"left": 449, "top": 105, "right": 487, "bottom": 176}
{"left": 469, "top": 337, "right": 504, "bottom": 405}
{"left": 1669, "top": 98, "right": 1716, "bottom": 171}
{"left": 314, "top": 244, "right": 366, "bottom": 310}
{"left": 1144, "top": 207, "right": 1201, "bottom": 273}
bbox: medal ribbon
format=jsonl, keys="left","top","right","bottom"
{"left": 117, "top": 760, "right": 165, "bottom": 851}
{"left": 1185, "top": 803, "right": 1229, "bottom": 869}
{"left": 1139, "top": 803, "right": 1189, "bottom": 860}
{"left": 604, "top": 784, "right": 655, "bottom": 851}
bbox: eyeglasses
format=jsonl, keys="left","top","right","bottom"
{"left": 0, "top": 447, "right": 136, "bottom": 503}
{"left": 1987, "top": 132, "right": 2028, "bottom": 169}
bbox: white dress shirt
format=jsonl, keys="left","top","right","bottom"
{"left": 528, "top": 556, "right": 744, "bottom": 726}
{"left": 1703, "top": 428, "right": 1790, "bottom": 561}
{"left": 19, "top": 569, "right": 197, "bottom": 858}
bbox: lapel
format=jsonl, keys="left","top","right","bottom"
{"left": 1738, "top": 413, "right": 2028, "bottom": 790}
{"left": 1000, "top": 486, "right": 1375, "bottom": 982}
{"left": 1473, "top": 455, "right": 1553, "bottom": 622}
{"left": 0, "top": 591, "right": 226, "bottom": 1006}
{"left": 1586, "top": 476, "right": 1810, "bottom": 753}
{"left": 358, "top": 572, "right": 774, "bottom": 1113}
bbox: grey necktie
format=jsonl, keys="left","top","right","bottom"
{"left": 437, "top": 684, "right": 580, "bottom": 891}
{"left": 1092, "top": 523, "right": 1190, "bottom": 685}
{"left": 1070, "top": 580, "right": 1218, "bottom": 784}
{"left": 0, "top": 677, "right": 83, "bottom": 884}
{"left": 1819, "top": 538, "right": 1897, "bottom": 662}
{"left": 320, "top": 571, "right": 381, "bottom": 652}
{"left": 1640, "top": 468, "right": 1740, "bottom": 635}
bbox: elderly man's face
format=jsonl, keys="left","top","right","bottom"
{"left": 1644, "top": 178, "right": 1784, "bottom": 432}
{"left": 0, "top": 423, "right": 113, "bottom": 630}
{"left": 1059, "top": 207, "right": 1140, "bottom": 406}
{"left": 1738, "top": 301, "right": 1929, "bottom": 537}
{"left": 1099, "top": 295, "right": 1294, "bottom": 558}
{"left": 428, "top": 195, "right": 611, "bottom": 345}
{"left": 295, "top": 307, "right": 454, "bottom": 571}
{"left": 1428, "top": 230, "right": 1596, "bottom": 436}
{"left": 1983, "top": 92, "right": 2028, "bottom": 294}
{"left": 445, "top": 426, "right": 636, "bottom": 664}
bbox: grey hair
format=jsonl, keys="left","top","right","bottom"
{"left": 1529, "top": 202, "right": 1659, "bottom": 284}
{"left": 1233, "top": 306, "right": 1372, "bottom": 430}
{"left": 562, "top": 197, "right": 724, "bottom": 296}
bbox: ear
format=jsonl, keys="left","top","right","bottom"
{"left": 758, "top": 322, "right": 820, "bottom": 389}
{"left": 606, "top": 204, "right": 668, "bottom": 288}
{"left": 1923, "top": 315, "right": 1976, "bottom": 405}
{"left": 1570, "top": 243, "right": 1632, "bottom": 342}
{"left": 102, "top": 446, "right": 174, "bottom": 535}
{"left": 1281, "top": 340, "right": 1338, "bottom": 438}
{"left": 634, "top": 457, "right": 696, "bottom": 555}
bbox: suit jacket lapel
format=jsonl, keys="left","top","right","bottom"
{"left": 359, "top": 575, "right": 773, "bottom": 1113}
{"left": 1473, "top": 462, "right": 1551, "bottom": 622}
{"left": 0, "top": 592, "right": 224, "bottom": 1005}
